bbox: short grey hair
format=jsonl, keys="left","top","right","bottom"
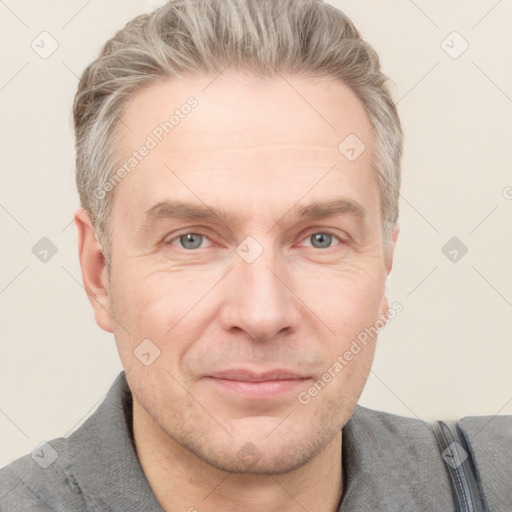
{"left": 73, "top": 0, "right": 403, "bottom": 273}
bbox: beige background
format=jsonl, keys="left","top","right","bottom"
{"left": 1, "top": 0, "right": 511, "bottom": 467}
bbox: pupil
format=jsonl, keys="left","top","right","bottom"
{"left": 312, "top": 233, "right": 331, "bottom": 248}
{"left": 181, "top": 233, "right": 202, "bottom": 249}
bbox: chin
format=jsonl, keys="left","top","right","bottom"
{"left": 179, "top": 414, "right": 340, "bottom": 476}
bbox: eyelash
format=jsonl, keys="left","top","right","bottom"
{"left": 166, "top": 229, "right": 347, "bottom": 250}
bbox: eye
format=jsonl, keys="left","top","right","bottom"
{"left": 169, "top": 232, "right": 212, "bottom": 250}
{"left": 300, "top": 231, "right": 345, "bottom": 249}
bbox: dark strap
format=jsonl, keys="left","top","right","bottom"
{"left": 432, "top": 420, "right": 490, "bottom": 512}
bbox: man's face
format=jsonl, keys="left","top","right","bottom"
{"left": 94, "top": 72, "right": 395, "bottom": 473}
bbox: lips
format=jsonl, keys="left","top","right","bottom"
{"left": 207, "top": 368, "right": 309, "bottom": 382}
{"left": 205, "top": 368, "right": 310, "bottom": 399}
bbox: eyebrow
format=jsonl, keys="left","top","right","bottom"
{"left": 295, "top": 198, "right": 365, "bottom": 221}
{"left": 140, "top": 197, "right": 366, "bottom": 231}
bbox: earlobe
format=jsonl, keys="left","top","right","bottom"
{"left": 378, "top": 293, "right": 390, "bottom": 326}
{"left": 380, "top": 224, "right": 399, "bottom": 326}
{"left": 74, "top": 208, "right": 114, "bottom": 333}
{"left": 385, "top": 223, "right": 400, "bottom": 275}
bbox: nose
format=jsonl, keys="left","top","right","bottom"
{"left": 218, "top": 239, "right": 301, "bottom": 342}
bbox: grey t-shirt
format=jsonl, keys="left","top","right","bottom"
{"left": 0, "top": 372, "right": 509, "bottom": 511}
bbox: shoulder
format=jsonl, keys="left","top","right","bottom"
{"left": 348, "top": 403, "right": 512, "bottom": 442}
{"left": 343, "top": 404, "right": 512, "bottom": 511}
{"left": 343, "top": 404, "right": 447, "bottom": 475}
{"left": 0, "top": 372, "right": 138, "bottom": 512}
{"left": 346, "top": 404, "right": 512, "bottom": 458}
{"left": 340, "top": 405, "right": 454, "bottom": 511}
{"left": 457, "top": 413, "right": 512, "bottom": 510}
{"left": 0, "top": 436, "right": 85, "bottom": 511}
{"left": 345, "top": 403, "right": 437, "bottom": 444}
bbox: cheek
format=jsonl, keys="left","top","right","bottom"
{"left": 110, "top": 271, "right": 210, "bottom": 367}
{"left": 113, "top": 268, "right": 186, "bottom": 326}
{"left": 298, "top": 263, "right": 386, "bottom": 337}
{"left": 295, "top": 265, "right": 384, "bottom": 390}
{"left": 107, "top": 270, "right": 169, "bottom": 356}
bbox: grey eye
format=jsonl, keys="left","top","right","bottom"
{"left": 179, "top": 233, "right": 204, "bottom": 249}
{"left": 310, "top": 233, "right": 333, "bottom": 249}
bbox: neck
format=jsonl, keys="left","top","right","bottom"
{"left": 132, "top": 398, "right": 344, "bottom": 512}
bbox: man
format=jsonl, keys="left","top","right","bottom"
{"left": 0, "top": 0, "right": 510, "bottom": 511}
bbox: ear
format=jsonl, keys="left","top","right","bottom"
{"left": 74, "top": 207, "right": 114, "bottom": 333}
{"left": 385, "top": 223, "right": 400, "bottom": 275}
{"left": 379, "top": 223, "right": 400, "bottom": 322}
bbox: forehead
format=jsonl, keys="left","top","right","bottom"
{"left": 118, "top": 72, "right": 373, "bottom": 153}
{"left": 112, "top": 72, "right": 378, "bottom": 226}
